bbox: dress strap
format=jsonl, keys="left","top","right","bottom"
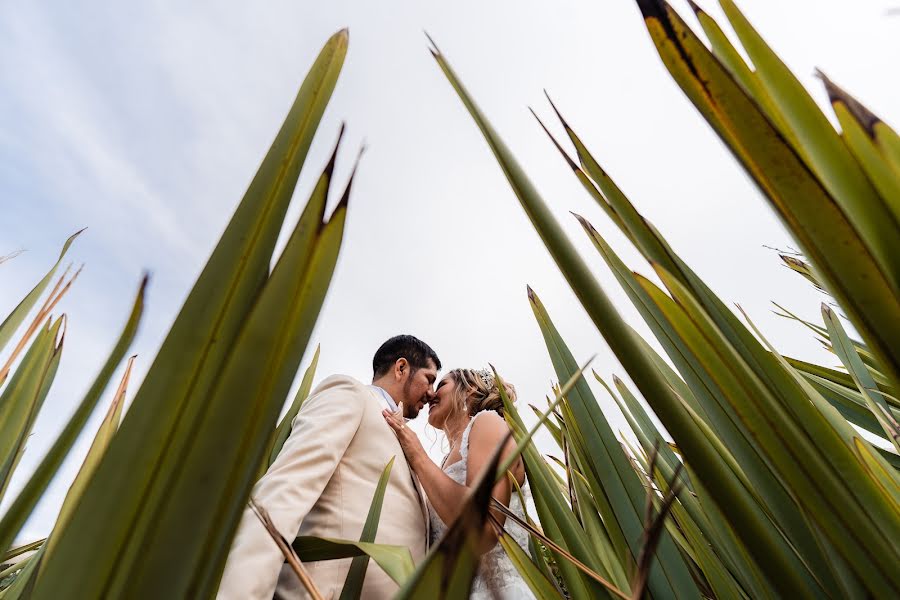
{"left": 459, "top": 410, "right": 497, "bottom": 461}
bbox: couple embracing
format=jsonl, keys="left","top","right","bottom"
{"left": 217, "top": 335, "right": 535, "bottom": 599}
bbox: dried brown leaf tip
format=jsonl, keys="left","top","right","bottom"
{"left": 250, "top": 500, "right": 325, "bottom": 600}
{"left": 816, "top": 69, "right": 880, "bottom": 136}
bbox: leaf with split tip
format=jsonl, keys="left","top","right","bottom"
{"left": 716, "top": 0, "right": 900, "bottom": 291}
{"left": 818, "top": 71, "right": 900, "bottom": 230}
{"left": 0, "top": 230, "right": 82, "bottom": 356}
{"left": 112, "top": 141, "right": 354, "bottom": 598}
{"left": 0, "top": 265, "right": 80, "bottom": 388}
{"left": 0, "top": 249, "right": 24, "bottom": 266}
{"left": 0, "top": 276, "right": 145, "bottom": 557}
{"left": 778, "top": 254, "right": 827, "bottom": 293}
{"left": 687, "top": 0, "right": 798, "bottom": 150}
{"left": 635, "top": 0, "right": 900, "bottom": 387}
{"left": 32, "top": 29, "right": 351, "bottom": 600}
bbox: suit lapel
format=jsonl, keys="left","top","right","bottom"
{"left": 411, "top": 471, "right": 431, "bottom": 548}
{"left": 365, "top": 388, "right": 431, "bottom": 548}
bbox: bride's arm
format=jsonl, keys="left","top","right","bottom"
{"left": 462, "top": 412, "right": 526, "bottom": 550}
{"left": 407, "top": 449, "right": 469, "bottom": 525}
{"left": 384, "top": 410, "right": 525, "bottom": 552}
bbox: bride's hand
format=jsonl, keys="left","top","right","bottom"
{"left": 382, "top": 404, "right": 426, "bottom": 467}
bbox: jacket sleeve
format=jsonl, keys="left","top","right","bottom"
{"left": 216, "top": 376, "right": 366, "bottom": 599}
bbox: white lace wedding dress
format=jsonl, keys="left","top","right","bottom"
{"left": 428, "top": 411, "right": 536, "bottom": 599}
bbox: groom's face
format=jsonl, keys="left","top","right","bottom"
{"left": 400, "top": 359, "right": 438, "bottom": 418}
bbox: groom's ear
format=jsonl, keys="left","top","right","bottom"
{"left": 395, "top": 357, "right": 409, "bottom": 380}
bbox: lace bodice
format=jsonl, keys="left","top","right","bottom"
{"left": 427, "top": 412, "right": 536, "bottom": 599}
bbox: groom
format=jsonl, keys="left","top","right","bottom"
{"left": 217, "top": 335, "right": 441, "bottom": 599}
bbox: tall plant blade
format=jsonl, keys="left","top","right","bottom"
{"left": 339, "top": 457, "right": 395, "bottom": 600}
{"left": 634, "top": 0, "right": 900, "bottom": 387}
{"left": 528, "top": 288, "right": 696, "bottom": 598}
{"left": 506, "top": 400, "right": 624, "bottom": 598}
{"left": 0, "top": 319, "right": 62, "bottom": 500}
{"left": 290, "top": 537, "right": 414, "bottom": 586}
{"left": 501, "top": 367, "right": 616, "bottom": 598}
{"left": 801, "top": 373, "right": 891, "bottom": 440}
{"left": 190, "top": 148, "right": 355, "bottom": 600}
{"left": 818, "top": 72, "right": 900, "bottom": 227}
{"left": 571, "top": 213, "right": 840, "bottom": 593}
{"left": 120, "top": 154, "right": 349, "bottom": 598}
{"left": 5, "top": 357, "right": 136, "bottom": 599}
{"left": 643, "top": 266, "right": 900, "bottom": 593}
{"left": 715, "top": 0, "right": 900, "bottom": 291}
{"left": 431, "top": 35, "right": 817, "bottom": 598}
{"left": 393, "top": 429, "right": 508, "bottom": 600}
{"left": 687, "top": 1, "right": 797, "bottom": 150}
{"left": 822, "top": 305, "right": 900, "bottom": 452}
{"left": 0, "top": 278, "right": 145, "bottom": 556}
{"left": 267, "top": 344, "right": 320, "bottom": 469}
{"left": 492, "top": 517, "right": 563, "bottom": 600}
{"left": 31, "top": 30, "right": 350, "bottom": 600}
{"left": 50, "top": 355, "right": 135, "bottom": 547}
{"left": 490, "top": 494, "right": 630, "bottom": 600}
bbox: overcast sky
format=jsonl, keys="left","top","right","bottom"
{"left": 2, "top": 0, "right": 898, "bottom": 540}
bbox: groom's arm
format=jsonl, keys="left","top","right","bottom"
{"left": 216, "top": 376, "right": 365, "bottom": 599}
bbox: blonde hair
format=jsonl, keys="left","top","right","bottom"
{"left": 439, "top": 368, "right": 517, "bottom": 433}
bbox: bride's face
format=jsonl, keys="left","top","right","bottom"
{"left": 427, "top": 375, "right": 460, "bottom": 431}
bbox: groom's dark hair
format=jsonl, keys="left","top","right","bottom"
{"left": 373, "top": 335, "right": 441, "bottom": 378}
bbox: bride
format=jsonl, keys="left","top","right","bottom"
{"left": 383, "top": 367, "right": 535, "bottom": 599}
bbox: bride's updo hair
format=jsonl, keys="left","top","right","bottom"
{"left": 446, "top": 367, "right": 517, "bottom": 420}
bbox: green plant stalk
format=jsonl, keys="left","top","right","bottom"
{"left": 431, "top": 38, "right": 816, "bottom": 598}
{"left": 0, "top": 278, "right": 144, "bottom": 556}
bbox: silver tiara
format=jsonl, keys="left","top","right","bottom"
{"left": 474, "top": 367, "right": 495, "bottom": 389}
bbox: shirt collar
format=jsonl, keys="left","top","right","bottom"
{"left": 370, "top": 385, "right": 399, "bottom": 412}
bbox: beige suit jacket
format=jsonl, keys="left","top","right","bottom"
{"left": 217, "top": 375, "right": 429, "bottom": 599}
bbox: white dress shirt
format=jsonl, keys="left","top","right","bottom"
{"left": 369, "top": 385, "right": 399, "bottom": 412}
